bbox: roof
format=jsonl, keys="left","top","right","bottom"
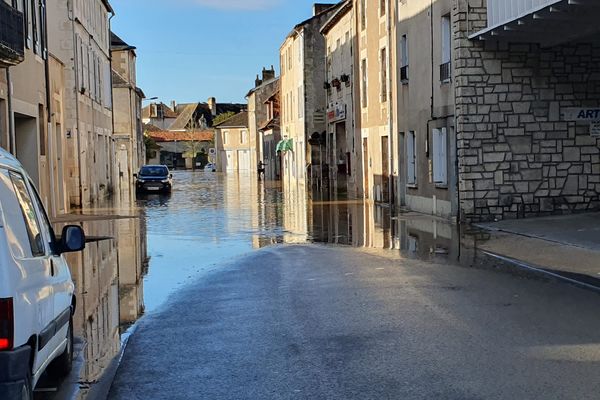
{"left": 143, "top": 123, "right": 161, "bottom": 132}
{"left": 246, "top": 77, "right": 279, "bottom": 98}
{"left": 110, "top": 32, "right": 135, "bottom": 51}
{"left": 259, "top": 116, "right": 280, "bottom": 132}
{"left": 283, "top": 3, "right": 340, "bottom": 44}
{"left": 214, "top": 111, "right": 249, "bottom": 129}
{"left": 147, "top": 130, "right": 215, "bottom": 143}
{"left": 111, "top": 70, "right": 127, "bottom": 87}
{"left": 101, "top": 0, "right": 114, "bottom": 14}
{"left": 169, "top": 103, "right": 198, "bottom": 131}
{"left": 320, "top": 0, "right": 352, "bottom": 35}
{"left": 142, "top": 103, "right": 179, "bottom": 119}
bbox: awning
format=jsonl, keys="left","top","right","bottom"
{"left": 276, "top": 139, "right": 294, "bottom": 152}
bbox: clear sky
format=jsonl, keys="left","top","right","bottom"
{"left": 110, "top": 0, "right": 323, "bottom": 105}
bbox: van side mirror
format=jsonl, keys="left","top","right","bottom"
{"left": 169, "top": 174, "right": 173, "bottom": 179}
{"left": 58, "top": 225, "right": 86, "bottom": 254}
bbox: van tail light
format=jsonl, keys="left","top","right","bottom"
{"left": 0, "top": 298, "right": 14, "bottom": 351}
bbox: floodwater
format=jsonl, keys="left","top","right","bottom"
{"left": 40, "top": 170, "right": 506, "bottom": 399}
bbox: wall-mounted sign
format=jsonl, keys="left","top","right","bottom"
{"left": 327, "top": 104, "right": 347, "bottom": 123}
{"left": 562, "top": 108, "right": 600, "bottom": 121}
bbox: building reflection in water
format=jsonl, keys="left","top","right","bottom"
{"left": 53, "top": 198, "right": 147, "bottom": 390}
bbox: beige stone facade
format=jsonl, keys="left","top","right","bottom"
{"left": 111, "top": 32, "right": 144, "bottom": 203}
{"left": 48, "top": 0, "right": 114, "bottom": 207}
{"left": 322, "top": 1, "right": 359, "bottom": 198}
{"left": 215, "top": 111, "right": 251, "bottom": 173}
{"left": 280, "top": 5, "right": 340, "bottom": 193}
{"left": 354, "top": 0, "right": 392, "bottom": 203}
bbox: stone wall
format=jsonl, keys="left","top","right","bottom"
{"left": 453, "top": 0, "right": 600, "bottom": 222}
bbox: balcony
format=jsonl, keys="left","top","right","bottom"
{"left": 0, "top": 1, "right": 25, "bottom": 67}
{"left": 471, "top": 0, "right": 600, "bottom": 48}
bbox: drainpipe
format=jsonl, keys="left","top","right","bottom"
{"left": 42, "top": 0, "right": 57, "bottom": 216}
{"left": 68, "top": 0, "right": 83, "bottom": 207}
{"left": 6, "top": 67, "right": 15, "bottom": 155}
{"left": 386, "top": 0, "right": 394, "bottom": 209}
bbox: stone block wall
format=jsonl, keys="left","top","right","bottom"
{"left": 453, "top": 0, "right": 600, "bottom": 222}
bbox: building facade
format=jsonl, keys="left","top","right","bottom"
{"left": 48, "top": 0, "right": 115, "bottom": 207}
{"left": 354, "top": 0, "right": 392, "bottom": 204}
{"left": 392, "top": 0, "right": 457, "bottom": 219}
{"left": 111, "top": 32, "right": 145, "bottom": 203}
{"left": 280, "top": 4, "right": 340, "bottom": 193}
{"left": 247, "top": 67, "right": 278, "bottom": 179}
{"left": 321, "top": 1, "right": 359, "bottom": 199}
{"left": 215, "top": 111, "right": 251, "bottom": 173}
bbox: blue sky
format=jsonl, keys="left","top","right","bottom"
{"left": 111, "top": 0, "right": 320, "bottom": 104}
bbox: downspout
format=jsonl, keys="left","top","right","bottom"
{"left": 6, "top": 67, "right": 15, "bottom": 154}
{"left": 68, "top": 0, "right": 83, "bottom": 208}
{"left": 386, "top": 0, "right": 394, "bottom": 209}
{"left": 42, "top": 0, "right": 57, "bottom": 216}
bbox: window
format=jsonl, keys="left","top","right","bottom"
{"left": 380, "top": 0, "right": 386, "bottom": 17}
{"left": 400, "top": 34, "right": 409, "bottom": 83}
{"left": 432, "top": 128, "right": 448, "bottom": 185}
{"left": 223, "top": 130, "right": 229, "bottom": 145}
{"left": 360, "top": 0, "right": 366, "bottom": 30}
{"left": 441, "top": 14, "right": 452, "bottom": 82}
{"left": 361, "top": 58, "right": 367, "bottom": 108}
{"left": 380, "top": 48, "right": 387, "bottom": 102}
{"left": 10, "top": 172, "right": 45, "bottom": 257}
{"left": 240, "top": 130, "right": 248, "bottom": 144}
{"left": 407, "top": 131, "right": 417, "bottom": 186}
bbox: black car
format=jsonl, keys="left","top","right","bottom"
{"left": 135, "top": 165, "right": 173, "bottom": 194}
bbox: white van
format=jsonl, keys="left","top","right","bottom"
{"left": 0, "top": 149, "right": 85, "bottom": 400}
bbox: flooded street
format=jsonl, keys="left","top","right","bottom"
{"left": 37, "top": 171, "right": 600, "bottom": 400}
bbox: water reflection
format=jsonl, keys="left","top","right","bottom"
{"left": 42, "top": 171, "right": 488, "bottom": 399}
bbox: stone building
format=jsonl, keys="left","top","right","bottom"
{"left": 454, "top": 0, "right": 600, "bottom": 221}
{"left": 391, "top": 0, "right": 457, "bottom": 218}
{"left": 261, "top": 90, "right": 281, "bottom": 181}
{"left": 48, "top": 0, "right": 115, "bottom": 207}
{"left": 354, "top": 0, "right": 392, "bottom": 203}
{"left": 142, "top": 102, "right": 178, "bottom": 131}
{"left": 280, "top": 3, "right": 340, "bottom": 193}
{"left": 246, "top": 66, "right": 278, "bottom": 179}
{"left": 111, "top": 32, "right": 145, "bottom": 203}
{"left": 215, "top": 111, "right": 251, "bottom": 172}
{"left": 0, "top": 0, "right": 71, "bottom": 216}
{"left": 321, "top": 0, "right": 359, "bottom": 198}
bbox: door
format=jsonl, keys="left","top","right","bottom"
{"left": 238, "top": 150, "right": 250, "bottom": 171}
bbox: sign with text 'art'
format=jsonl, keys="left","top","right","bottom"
{"left": 562, "top": 108, "right": 600, "bottom": 121}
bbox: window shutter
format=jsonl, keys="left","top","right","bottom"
{"left": 407, "top": 132, "right": 416, "bottom": 185}
{"left": 440, "top": 128, "right": 448, "bottom": 184}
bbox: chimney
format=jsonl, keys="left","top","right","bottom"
{"left": 255, "top": 74, "right": 263, "bottom": 88}
{"left": 313, "top": 3, "right": 334, "bottom": 16}
{"left": 170, "top": 100, "right": 177, "bottom": 111}
{"left": 262, "top": 66, "right": 275, "bottom": 82}
{"left": 208, "top": 97, "right": 217, "bottom": 116}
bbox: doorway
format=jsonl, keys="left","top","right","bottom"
{"left": 362, "top": 138, "right": 369, "bottom": 199}
{"left": 14, "top": 113, "right": 39, "bottom": 187}
{"left": 381, "top": 135, "right": 390, "bottom": 203}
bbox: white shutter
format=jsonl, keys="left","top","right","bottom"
{"left": 407, "top": 132, "right": 416, "bottom": 185}
{"left": 433, "top": 128, "right": 448, "bottom": 185}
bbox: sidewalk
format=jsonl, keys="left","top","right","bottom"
{"left": 474, "top": 213, "right": 600, "bottom": 290}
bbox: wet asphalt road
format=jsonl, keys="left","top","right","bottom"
{"left": 108, "top": 244, "right": 600, "bottom": 400}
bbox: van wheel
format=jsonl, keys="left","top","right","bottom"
{"left": 49, "top": 317, "right": 74, "bottom": 379}
{"left": 21, "top": 373, "right": 33, "bottom": 400}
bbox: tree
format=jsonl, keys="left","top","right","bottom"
{"left": 144, "top": 135, "right": 160, "bottom": 163}
{"left": 212, "top": 111, "right": 236, "bottom": 127}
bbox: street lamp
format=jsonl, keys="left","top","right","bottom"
{"left": 143, "top": 96, "right": 159, "bottom": 102}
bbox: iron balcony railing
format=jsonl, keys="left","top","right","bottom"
{"left": 440, "top": 61, "right": 451, "bottom": 83}
{"left": 0, "top": 1, "right": 25, "bottom": 67}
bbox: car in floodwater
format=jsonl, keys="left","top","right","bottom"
{"left": 0, "top": 148, "right": 86, "bottom": 400}
{"left": 135, "top": 165, "right": 173, "bottom": 194}
{"left": 204, "top": 163, "right": 216, "bottom": 172}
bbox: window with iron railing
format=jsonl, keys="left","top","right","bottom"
{"left": 440, "top": 14, "right": 451, "bottom": 83}
{"left": 0, "top": 1, "right": 25, "bottom": 66}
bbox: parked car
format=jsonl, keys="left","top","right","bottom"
{"left": 204, "top": 163, "right": 216, "bottom": 172}
{"left": 0, "top": 148, "right": 86, "bottom": 400}
{"left": 135, "top": 165, "right": 173, "bottom": 194}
